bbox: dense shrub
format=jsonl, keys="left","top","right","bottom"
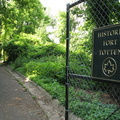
{"left": 3, "top": 37, "right": 30, "bottom": 62}
{"left": 12, "top": 56, "right": 29, "bottom": 69}
{"left": 25, "top": 60, "right": 65, "bottom": 84}
{"left": 8, "top": 39, "right": 66, "bottom": 84}
{"left": 69, "top": 51, "right": 91, "bottom": 76}
{"left": 4, "top": 42, "right": 28, "bottom": 62}
{"left": 28, "top": 43, "right": 65, "bottom": 59}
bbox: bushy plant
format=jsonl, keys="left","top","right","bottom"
{"left": 69, "top": 51, "right": 91, "bottom": 76}
{"left": 28, "top": 43, "right": 65, "bottom": 59}
{"left": 3, "top": 37, "right": 29, "bottom": 62}
{"left": 12, "top": 56, "right": 29, "bottom": 69}
{"left": 4, "top": 43, "right": 26, "bottom": 62}
{"left": 25, "top": 60, "right": 65, "bottom": 84}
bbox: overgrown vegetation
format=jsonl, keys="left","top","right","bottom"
{"left": 7, "top": 37, "right": 66, "bottom": 105}
{"left": 4, "top": 35, "right": 120, "bottom": 119}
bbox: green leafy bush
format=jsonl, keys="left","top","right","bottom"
{"left": 12, "top": 56, "right": 29, "bottom": 69}
{"left": 4, "top": 38, "right": 29, "bottom": 62}
{"left": 69, "top": 51, "right": 91, "bottom": 76}
{"left": 28, "top": 43, "right": 65, "bottom": 59}
{"left": 25, "top": 60, "right": 65, "bottom": 84}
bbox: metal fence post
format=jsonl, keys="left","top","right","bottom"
{"left": 65, "top": 3, "right": 70, "bottom": 120}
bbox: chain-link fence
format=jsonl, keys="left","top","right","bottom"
{"left": 66, "top": 0, "right": 120, "bottom": 120}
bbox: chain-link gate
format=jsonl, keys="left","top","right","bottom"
{"left": 66, "top": 0, "right": 120, "bottom": 120}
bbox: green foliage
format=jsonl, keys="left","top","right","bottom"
{"left": 8, "top": 30, "right": 120, "bottom": 120}
{"left": 7, "top": 38, "right": 66, "bottom": 84}
{"left": 31, "top": 77, "right": 65, "bottom": 105}
{"left": 28, "top": 43, "right": 65, "bottom": 59}
{"left": 4, "top": 1, "right": 120, "bottom": 120}
{"left": 70, "top": 100, "right": 120, "bottom": 120}
{"left": 3, "top": 33, "right": 54, "bottom": 62}
{"left": 25, "top": 59, "right": 65, "bottom": 84}
{"left": 69, "top": 87, "right": 120, "bottom": 120}
{"left": 0, "top": 0, "right": 50, "bottom": 61}
{"left": 86, "top": 0, "right": 120, "bottom": 27}
{"left": 4, "top": 40, "right": 28, "bottom": 62}
{"left": 55, "top": 12, "right": 66, "bottom": 44}
{"left": 69, "top": 44, "right": 91, "bottom": 76}
{"left": 13, "top": 0, "right": 46, "bottom": 34}
{"left": 12, "top": 56, "right": 29, "bottom": 70}
{"left": 1, "top": 0, "right": 45, "bottom": 36}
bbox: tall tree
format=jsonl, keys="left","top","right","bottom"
{"left": 13, "top": 0, "right": 46, "bottom": 34}
{"left": 0, "top": 0, "right": 47, "bottom": 37}
{"left": 0, "top": 0, "right": 49, "bottom": 61}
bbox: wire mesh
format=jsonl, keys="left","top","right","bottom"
{"left": 66, "top": 0, "right": 120, "bottom": 120}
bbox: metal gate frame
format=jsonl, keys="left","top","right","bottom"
{"left": 65, "top": 0, "right": 120, "bottom": 120}
{"left": 66, "top": 1, "right": 86, "bottom": 119}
